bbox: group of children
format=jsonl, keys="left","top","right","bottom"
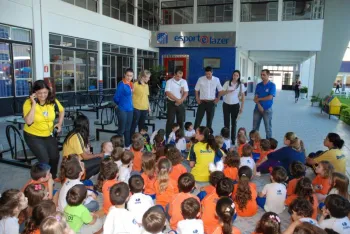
{"left": 0, "top": 121, "right": 349, "bottom": 234}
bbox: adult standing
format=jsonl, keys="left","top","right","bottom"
{"left": 63, "top": 115, "right": 103, "bottom": 179}
{"left": 131, "top": 70, "right": 151, "bottom": 135}
{"left": 295, "top": 80, "right": 301, "bottom": 103}
{"left": 306, "top": 133, "right": 346, "bottom": 174}
{"left": 23, "top": 80, "right": 64, "bottom": 179}
{"left": 114, "top": 68, "right": 134, "bottom": 147}
{"left": 220, "top": 70, "right": 245, "bottom": 145}
{"left": 253, "top": 69, "right": 276, "bottom": 139}
{"left": 165, "top": 69, "right": 189, "bottom": 138}
{"left": 194, "top": 66, "right": 223, "bottom": 129}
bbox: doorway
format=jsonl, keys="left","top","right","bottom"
{"left": 162, "top": 55, "right": 189, "bottom": 80}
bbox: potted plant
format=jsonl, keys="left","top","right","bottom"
{"left": 300, "top": 86, "right": 308, "bottom": 99}
{"left": 311, "top": 93, "right": 321, "bottom": 106}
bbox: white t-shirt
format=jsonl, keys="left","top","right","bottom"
{"left": 328, "top": 188, "right": 339, "bottom": 195}
{"left": 222, "top": 81, "right": 246, "bottom": 105}
{"left": 299, "top": 218, "right": 320, "bottom": 227}
{"left": 118, "top": 165, "right": 131, "bottom": 183}
{"left": 240, "top": 157, "right": 255, "bottom": 171}
{"left": 141, "top": 230, "right": 162, "bottom": 234}
{"left": 195, "top": 76, "right": 223, "bottom": 100}
{"left": 0, "top": 217, "right": 19, "bottom": 234}
{"left": 176, "top": 138, "right": 187, "bottom": 152}
{"left": 58, "top": 178, "right": 83, "bottom": 211}
{"left": 165, "top": 78, "right": 189, "bottom": 100}
{"left": 224, "top": 138, "right": 231, "bottom": 149}
{"left": 168, "top": 132, "right": 176, "bottom": 144}
{"left": 127, "top": 193, "right": 154, "bottom": 224}
{"left": 103, "top": 207, "right": 141, "bottom": 234}
{"left": 177, "top": 219, "right": 204, "bottom": 234}
{"left": 261, "top": 182, "right": 287, "bottom": 214}
{"left": 185, "top": 129, "right": 195, "bottom": 138}
{"left": 319, "top": 217, "right": 350, "bottom": 234}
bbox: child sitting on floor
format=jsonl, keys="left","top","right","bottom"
{"left": 249, "top": 130, "right": 261, "bottom": 161}
{"left": 240, "top": 144, "right": 256, "bottom": 176}
{"left": 101, "top": 141, "right": 113, "bottom": 158}
{"left": 312, "top": 160, "right": 334, "bottom": 202}
{"left": 328, "top": 172, "right": 349, "bottom": 199}
{"left": 110, "top": 135, "right": 125, "bottom": 148}
{"left": 220, "top": 127, "right": 231, "bottom": 150}
{"left": 253, "top": 212, "right": 281, "bottom": 234}
{"left": 142, "top": 206, "right": 166, "bottom": 234}
{"left": 256, "top": 139, "right": 273, "bottom": 169}
{"left": 237, "top": 134, "right": 247, "bottom": 157}
{"left": 111, "top": 146, "right": 124, "bottom": 168}
{"left": 168, "top": 123, "right": 180, "bottom": 144}
{"left": 287, "top": 161, "right": 306, "bottom": 196}
{"left": 223, "top": 151, "right": 240, "bottom": 182}
{"left": 40, "top": 211, "right": 74, "bottom": 234}
{"left": 175, "top": 129, "right": 187, "bottom": 154}
{"left": 140, "top": 126, "right": 151, "bottom": 147}
{"left": 176, "top": 198, "right": 204, "bottom": 234}
{"left": 197, "top": 171, "right": 225, "bottom": 201}
{"left": 23, "top": 183, "right": 49, "bottom": 218}
{"left": 184, "top": 122, "right": 195, "bottom": 140}
{"left": 130, "top": 138, "right": 144, "bottom": 172}
{"left": 257, "top": 166, "right": 288, "bottom": 214}
{"left": 167, "top": 148, "right": 188, "bottom": 182}
{"left": 141, "top": 152, "right": 157, "bottom": 199}
{"left": 118, "top": 151, "right": 134, "bottom": 183}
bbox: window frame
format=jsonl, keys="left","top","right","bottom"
{"left": 197, "top": 0, "right": 233, "bottom": 23}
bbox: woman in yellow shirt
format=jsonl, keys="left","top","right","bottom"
{"left": 131, "top": 70, "right": 151, "bottom": 135}
{"left": 23, "top": 80, "right": 64, "bottom": 179}
{"left": 63, "top": 115, "right": 103, "bottom": 179}
{"left": 307, "top": 133, "right": 346, "bottom": 174}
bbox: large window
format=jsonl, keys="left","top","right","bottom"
{"left": 138, "top": 0, "right": 159, "bottom": 30}
{"left": 197, "top": 0, "right": 233, "bottom": 23}
{"left": 0, "top": 24, "right": 32, "bottom": 98}
{"left": 49, "top": 34, "right": 98, "bottom": 92}
{"left": 137, "top": 49, "right": 158, "bottom": 75}
{"left": 103, "top": 0, "right": 134, "bottom": 25}
{"left": 161, "top": 0, "right": 193, "bottom": 25}
{"left": 102, "top": 43, "right": 134, "bottom": 90}
{"left": 241, "top": 0, "right": 278, "bottom": 22}
{"left": 62, "top": 0, "right": 98, "bottom": 12}
{"left": 283, "top": 0, "right": 324, "bottom": 21}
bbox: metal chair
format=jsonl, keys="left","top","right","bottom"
{"left": 95, "top": 104, "right": 118, "bottom": 140}
{"left": 1, "top": 125, "right": 36, "bottom": 168}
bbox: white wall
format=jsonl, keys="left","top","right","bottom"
{"left": 0, "top": 0, "right": 33, "bottom": 29}
{"left": 299, "top": 55, "right": 316, "bottom": 97}
{"left": 159, "top": 22, "right": 237, "bottom": 33}
{"left": 237, "top": 20, "right": 324, "bottom": 51}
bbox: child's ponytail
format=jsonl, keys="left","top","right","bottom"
{"left": 157, "top": 158, "right": 172, "bottom": 193}
{"left": 296, "top": 177, "right": 314, "bottom": 205}
{"left": 216, "top": 197, "right": 236, "bottom": 234}
{"left": 207, "top": 134, "right": 219, "bottom": 152}
{"left": 236, "top": 166, "right": 253, "bottom": 210}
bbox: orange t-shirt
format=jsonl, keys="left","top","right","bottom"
{"left": 141, "top": 172, "right": 156, "bottom": 195}
{"left": 224, "top": 166, "right": 238, "bottom": 181}
{"left": 131, "top": 148, "right": 142, "bottom": 172}
{"left": 32, "top": 229, "right": 40, "bottom": 234}
{"left": 202, "top": 185, "right": 215, "bottom": 195}
{"left": 201, "top": 191, "right": 220, "bottom": 233}
{"left": 169, "top": 164, "right": 187, "bottom": 182}
{"left": 155, "top": 178, "right": 179, "bottom": 208}
{"left": 210, "top": 225, "right": 241, "bottom": 234}
{"left": 253, "top": 141, "right": 261, "bottom": 154}
{"left": 102, "top": 179, "right": 118, "bottom": 214}
{"left": 21, "top": 179, "right": 49, "bottom": 192}
{"left": 169, "top": 192, "right": 200, "bottom": 230}
{"left": 237, "top": 144, "right": 245, "bottom": 156}
{"left": 232, "top": 182, "right": 258, "bottom": 217}
{"left": 257, "top": 150, "right": 273, "bottom": 164}
{"left": 287, "top": 178, "right": 302, "bottom": 196}
{"left": 285, "top": 194, "right": 319, "bottom": 219}
{"left": 312, "top": 175, "right": 332, "bottom": 195}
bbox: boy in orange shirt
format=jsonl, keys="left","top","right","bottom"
{"left": 21, "top": 162, "right": 53, "bottom": 199}
{"left": 201, "top": 177, "right": 234, "bottom": 233}
{"left": 167, "top": 148, "right": 188, "bottom": 182}
{"left": 169, "top": 173, "right": 199, "bottom": 230}
{"left": 130, "top": 138, "right": 144, "bottom": 172}
{"left": 101, "top": 160, "right": 119, "bottom": 214}
{"left": 197, "top": 171, "right": 225, "bottom": 201}
{"left": 287, "top": 161, "right": 306, "bottom": 196}
{"left": 223, "top": 151, "right": 240, "bottom": 182}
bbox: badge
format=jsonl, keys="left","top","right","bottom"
{"left": 43, "top": 111, "right": 48, "bottom": 117}
{"left": 266, "top": 89, "right": 269, "bottom": 92}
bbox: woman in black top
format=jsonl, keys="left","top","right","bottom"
{"left": 295, "top": 81, "right": 301, "bottom": 103}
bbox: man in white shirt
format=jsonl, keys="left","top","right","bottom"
{"left": 165, "top": 69, "right": 189, "bottom": 137}
{"left": 194, "top": 66, "right": 223, "bottom": 129}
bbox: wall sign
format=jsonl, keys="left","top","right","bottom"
{"left": 151, "top": 32, "right": 236, "bottom": 48}
{"left": 203, "top": 58, "right": 221, "bottom": 68}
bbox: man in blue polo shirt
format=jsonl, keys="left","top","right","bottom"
{"left": 253, "top": 69, "right": 276, "bottom": 138}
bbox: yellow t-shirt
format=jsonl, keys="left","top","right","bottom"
{"left": 314, "top": 148, "right": 346, "bottom": 174}
{"left": 188, "top": 142, "right": 223, "bottom": 182}
{"left": 23, "top": 99, "right": 64, "bottom": 137}
{"left": 132, "top": 82, "right": 149, "bottom": 110}
{"left": 63, "top": 134, "right": 84, "bottom": 158}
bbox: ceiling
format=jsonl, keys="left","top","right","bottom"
{"left": 248, "top": 51, "right": 314, "bottom": 65}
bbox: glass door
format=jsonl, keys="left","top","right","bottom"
{"left": 163, "top": 55, "right": 189, "bottom": 80}
{"left": 0, "top": 42, "right": 13, "bottom": 97}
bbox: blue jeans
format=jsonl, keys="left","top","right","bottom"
{"left": 117, "top": 109, "right": 133, "bottom": 147}
{"left": 253, "top": 108, "right": 273, "bottom": 139}
{"left": 131, "top": 108, "right": 148, "bottom": 136}
{"left": 256, "top": 196, "right": 266, "bottom": 209}
{"left": 84, "top": 200, "right": 99, "bottom": 212}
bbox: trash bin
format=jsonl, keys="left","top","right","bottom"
{"left": 321, "top": 96, "right": 341, "bottom": 119}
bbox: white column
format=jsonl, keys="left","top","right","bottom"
{"left": 278, "top": 0, "right": 283, "bottom": 21}
{"left": 133, "top": 48, "right": 138, "bottom": 79}
{"left": 193, "top": 0, "right": 198, "bottom": 24}
{"left": 134, "top": 0, "right": 138, "bottom": 27}
{"left": 98, "top": 0, "right": 103, "bottom": 14}
{"left": 32, "top": 0, "right": 44, "bottom": 80}
{"left": 343, "top": 74, "right": 347, "bottom": 91}
{"left": 98, "top": 42, "right": 103, "bottom": 89}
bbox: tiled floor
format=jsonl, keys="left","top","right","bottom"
{"left": 0, "top": 90, "right": 349, "bottom": 233}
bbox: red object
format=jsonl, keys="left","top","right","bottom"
{"left": 163, "top": 57, "right": 187, "bottom": 80}
{"left": 44, "top": 65, "right": 48, "bottom": 73}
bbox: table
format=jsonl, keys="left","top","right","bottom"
{"left": 78, "top": 93, "right": 114, "bottom": 119}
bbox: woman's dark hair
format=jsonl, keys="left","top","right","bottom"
{"left": 95, "top": 157, "right": 119, "bottom": 192}
{"left": 327, "top": 133, "right": 344, "bottom": 149}
{"left": 235, "top": 166, "right": 253, "bottom": 210}
{"left": 295, "top": 177, "right": 314, "bottom": 205}
{"left": 255, "top": 212, "right": 281, "bottom": 234}
{"left": 64, "top": 115, "right": 89, "bottom": 148}
{"left": 229, "top": 70, "right": 241, "bottom": 89}
{"left": 0, "top": 189, "right": 23, "bottom": 219}
{"left": 197, "top": 126, "right": 218, "bottom": 151}
{"left": 216, "top": 197, "right": 236, "bottom": 234}
{"left": 289, "top": 161, "right": 306, "bottom": 179}
{"left": 23, "top": 200, "right": 56, "bottom": 234}
{"left": 31, "top": 80, "right": 55, "bottom": 104}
